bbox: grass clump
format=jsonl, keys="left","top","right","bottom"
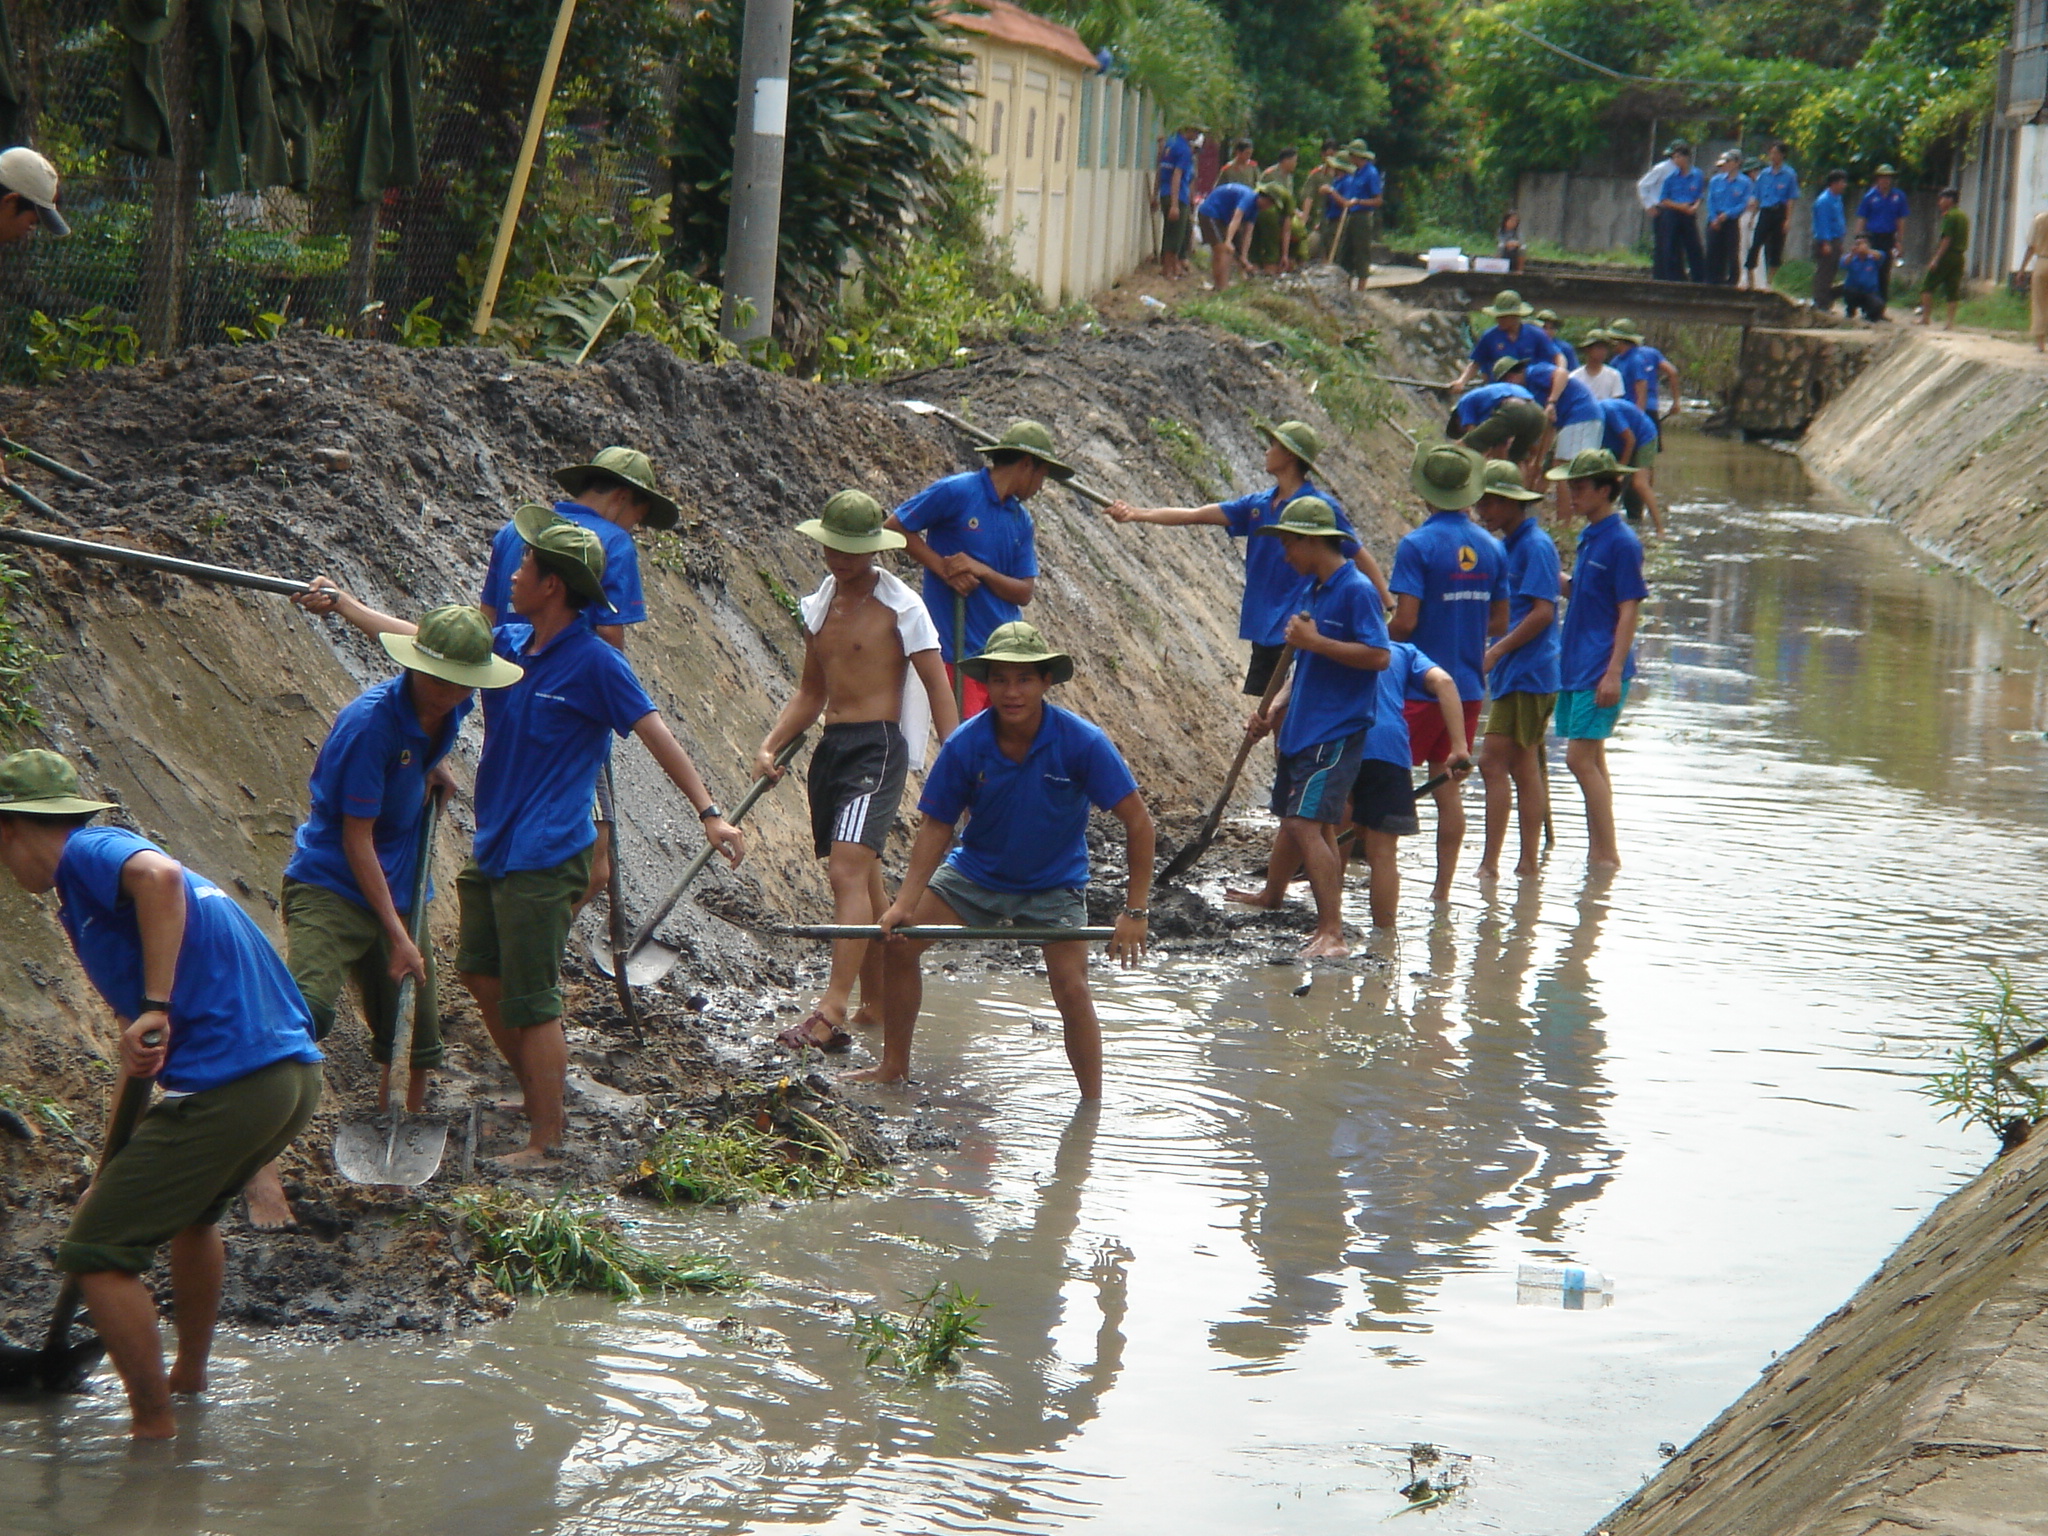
{"left": 1919, "top": 968, "right": 2048, "bottom": 1145}
{"left": 636, "top": 1113, "right": 888, "bottom": 1207}
{"left": 1177, "top": 289, "right": 1394, "bottom": 437}
{"left": 448, "top": 1188, "right": 745, "bottom": 1301}
{"left": 1147, "top": 417, "right": 1231, "bottom": 502}
{"left": 851, "top": 1279, "right": 987, "bottom": 1377}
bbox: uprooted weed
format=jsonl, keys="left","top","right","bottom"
{"left": 447, "top": 1188, "right": 746, "bottom": 1301}
{"left": 851, "top": 1280, "right": 987, "bottom": 1378}
{"left": 1918, "top": 968, "right": 2048, "bottom": 1148}
{"left": 634, "top": 1107, "right": 890, "bottom": 1207}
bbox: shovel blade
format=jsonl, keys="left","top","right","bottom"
{"left": 0, "top": 1334, "right": 103, "bottom": 1395}
{"left": 333, "top": 1115, "right": 449, "bottom": 1187}
{"left": 587, "top": 934, "right": 681, "bottom": 988}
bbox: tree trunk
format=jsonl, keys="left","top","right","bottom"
{"left": 137, "top": 2, "right": 197, "bottom": 356}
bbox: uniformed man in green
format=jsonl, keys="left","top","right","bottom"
{"left": 1249, "top": 149, "right": 1299, "bottom": 272}
{"left": 1300, "top": 140, "right": 1343, "bottom": 264}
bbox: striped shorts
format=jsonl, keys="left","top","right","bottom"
{"left": 808, "top": 719, "right": 908, "bottom": 857}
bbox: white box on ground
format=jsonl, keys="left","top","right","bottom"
{"left": 1425, "top": 247, "right": 1469, "bottom": 274}
{"left": 1472, "top": 256, "right": 1512, "bottom": 274}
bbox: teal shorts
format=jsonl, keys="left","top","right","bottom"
{"left": 1555, "top": 682, "right": 1631, "bottom": 740}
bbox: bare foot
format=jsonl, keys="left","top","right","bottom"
{"left": 129, "top": 1409, "right": 177, "bottom": 1440}
{"left": 487, "top": 1145, "right": 555, "bottom": 1170}
{"left": 1224, "top": 887, "right": 1283, "bottom": 908}
{"left": 1430, "top": 883, "right": 1453, "bottom": 903}
{"left": 1475, "top": 863, "right": 1499, "bottom": 882}
{"left": 841, "top": 1065, "right": 909, "bottom": 1086}
{"left": 242, "top": 1166, "right": 297, "bottom": 1231}
{"left": 1588, "top": 856, "right": 1622, "bottom": 871}
{"left": 493, "top": 1099, "right": 528, "bottom": 1117}
{"left": 1301, "top": 932, "right": 1351, "bottom": 959}
{"left": 167, "top": 1363, "right": 206, "bottom": 1396}
{"left": 850, "top": 1007, "right": 880, "bottom": 1029}
{"left": 1514, "top": 861, "right": 1541, "bottom": 877}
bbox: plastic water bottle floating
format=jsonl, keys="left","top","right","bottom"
{"left": 1516, "top": 1262, "right": 1616, "bottom": 1310}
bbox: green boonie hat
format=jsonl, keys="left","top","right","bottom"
{"left": 1874, "top": 163, "right": 1897, "bottom": 176}
{"left": 1344, "top": 138, "right": 1372, "bottom": 159}
{"left": 1490, "top": 355, "right": 1528, "bottom": 381}
{"left": 513, "top": 503, "right": 612, "bottom": 608}
{"left": 1606, "top": 317, "right": 1643, "bottom": 341}
{"left": 797, "top": 489, "right": 905, "bottom": 554}
{"left": 1258, "top": 418, "right": 1321, "bottom": 470}
{"left": 1479, "top": 459, "right": 1542, "bottom": 502}
{"left": 1255, "top": 181, "right": 1284, "bottom": 199}
{"left": 973, "top": 419, "right": 1076, "bottom": 480}
{"left": 1253, "top": 495, "right": 1348, "bottom": 541}
{"left": 1546, "top": 447, "right": 1626, "bottom": 482}
{"left": 1583, "top": 327, "right": 1612, "bottom": 345}
{"left": 555, "top": 446, "right": 681, "bottom": 531}
{"left": 961, "top": 620, "right": 1074, "bottom": 684}
{"left": 380, "top": 604, "right": 526, "bottom": 690}
{"left": 0, "top": 749, "right": 114, "bottom": 816}
{"left": 1481, "top": 288, "right": 1535, "bottom": 318}
{"left": 1410, "top": 441, "right": 1487, "bottom": 510}
{"left": 1533, "top": 308, "right": 1559, "bottom": 324}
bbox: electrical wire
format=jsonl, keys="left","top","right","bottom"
{"left": 1500, "top": 19, "right": 1804, "bottom": 91}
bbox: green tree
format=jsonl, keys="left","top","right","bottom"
{"left": 1361, "top": 0, "right": 1452, "bottom": 175}
{"left": 1211, "top": 0, "right": 1388, "bottom": 143}
{"left": 1034, "top": 0, "right": 1254, "bottom": 133}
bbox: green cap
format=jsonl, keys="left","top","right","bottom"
{"left": 1252, "top": 495, "right": 1348, "bottom": 540}
{"left": 1490, "top": 355, "right": 1527, "bottom": 381}
{"left": 1533, "top": 308, "right": 1560, "bottom": 324}
{"left": 380, "top": 604, "right": 526, "bottom": 690}
{"left": 1545, "top": 447, "right": 1627, "bottom": 482}
{"left": 1258, "top": 418, "right": 1321, "bottom": 471}
{"left": 961, "top": 620, "right": 1074, "bottom": 684}
{"left": 1481, "top": 289, "right": 1534, "bottom": 318}
{"left": 1478, "top": 459, "right": 1542, "bottom": 502}
{"left": 972, "top": 419, "right": 1076, "bottom": 480}
{"left": 1874, "top": 163, "right": 1896, "bottom": 177}
{"left": 514, "top": 503, "right": 612, "bottom": 608}
{"left": 797, "top": 489, "right": 905, "bottom": 554}
{"left": 0, "top": 749, "right": 114, "bottom": 816}
{"left": 555, "top": 446, "right": 680, "bottom": 531}
{"left": 1409, "top": 441, "right": 1487, "bottom": 510}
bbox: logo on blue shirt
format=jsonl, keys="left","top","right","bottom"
{"left": 1457, "top": 545, "right": 1477, "bottom": 572}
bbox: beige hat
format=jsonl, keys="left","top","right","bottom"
{"left": 0, "top": 148, "right": 68, "bottom": 236}
{"left": 797, "top": 489, "right": 905, "bottom": 554}
{"left": 379, "top": 604, "right": 526, "bottom": 689}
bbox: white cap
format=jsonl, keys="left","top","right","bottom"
{"left": 0, "top": 148, "right": 70, "bottom": 236}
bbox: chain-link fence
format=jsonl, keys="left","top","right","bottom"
{"left": 0, "top": 0, "right": 677, "bottom": 377}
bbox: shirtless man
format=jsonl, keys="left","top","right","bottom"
{"left": 756, "top": 492, "right": 960, "bottom": 1050}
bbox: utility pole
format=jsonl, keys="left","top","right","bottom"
{"left": 719, "top": 0, "right": 794, "bottom": 344}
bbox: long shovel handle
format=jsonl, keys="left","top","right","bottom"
{"left": 382, "top": 790, "right": 443, "bottom": 1161}
{"left": 621, "top": 734, "right": 805, "bottom": 962}
{"left": 952, "top": 594, "right": 967, "bottom": 715}
{"left": 1161, "top": 642, "right": 1297, "bottom": 882}
{"left": 789, "top": 925, "right": 1119, "bottom": 943}
{"left": 600, "top": 761, "right": 638, "bottom": 1026}
{"left": 0, "top": 524, "right": 309, "bottom": 594}
{"left": 893, "top": 401, "right": 1115, "bottom": 508}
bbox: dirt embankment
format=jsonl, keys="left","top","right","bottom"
{"left": 0, "top": 305, "right": 1439, "bottom": 1342}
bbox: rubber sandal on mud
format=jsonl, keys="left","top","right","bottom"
{"left": 777, "top": 1011, "right": 852, "bottom": 1054}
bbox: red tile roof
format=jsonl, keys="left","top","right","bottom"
{"left": 944, "top": 0, "right": 1100, "bottom": 72}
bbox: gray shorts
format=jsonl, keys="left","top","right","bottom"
{"left": 928, "top": 862, "right": 1088, "bottom": 935}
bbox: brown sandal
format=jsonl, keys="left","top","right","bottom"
{"left": 776, "top": 1009, "right": 852, "bottom": 1054}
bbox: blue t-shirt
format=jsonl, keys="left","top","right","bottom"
{"left": 1158, "top": 133, "right": 1193, "bottom": 202}
{"left": 1706, "top": 172, "right": 1754, "bottom": 220}
{"left": 1330, "top": 162, "right": 1381, "bottom": 213}
{"left": 1615, "top": 344, "right": 1670, "bottom": 414}
{"left": 1524, "top": 362, "right": 1601, "bottom": 429}
{"left": 56, "top": 827, "right": 320, "bottom": 1095}
{"left": 1812, "top": 188, "right": 1847, "bottom": 243}
{"left": 1598, "top": 397, "right": 1659, "bottom": 459}
{"left": 1546, "top": 334, "right": 1579, "bottom": 371}
{"left": 1469, "top": 323, "right": 1557, "bottom": 375}
{"left": 1199, "top": 181, "right": 1260, "bottom": 223}
{"left": 473, "top": 623, "right": 657, "bottom": 877}
{"left": 1754, "top": 164, "right": 1799, "bottom": 209}
{"left": 1390, "top": 511, "right": 1506, "bottom": 702}
{"left": 1364, "top": 642, "right": 1444, "bottom": 768}
{"left": 479, "top": 502, "right": 642, "bottom": 631}
{"left": 921, "top": 703, "right": 1138, "bottom": 893}
{"left": 1453, "top": 381, "right": 1537, "bottom": 430}
{"left": 1858, "top": 186, "right": 1909, "bottom": 235}
{"left": 1278, "top": 561, "right": 1390, "bottom": 756}
{"left": 1490, "top": 517, "right": 1561, "bottom": 697}
{"left": 1842, "top": 252, "right": 1884, "bottom": 293}
{"left": 1560, "top": 513, "right": 1649, "bottom": 693}
{"left": 284, "top": 675, "right": 472, "bottom": 911}
{"left": 1659, "top": 166, "right": 1704, "bottom": 206}
{"left": 892, "top": 468, "right": 1039, "bottom": 663}
{"left": 1219, "top": 479, "right": 1361, "bottom": 645}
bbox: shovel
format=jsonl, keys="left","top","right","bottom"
{"left": 0, "top": 524, "right": 310, "bottom": 594}
{"left": 785, "top": 925, "right": 1118, "bottom": 944}
{"left": 592, "top": 734, "right": 806, "bottom": 986}
{"left": 893, "top": 400, "right": 1116, "bottom": 509}
{"left": 1160, "top": 641, "right": 1297, "bottom": 884}
{"left": 333, "top": 790, "right": 448, "bottom": 1186}
{"left": 599, "top": 761, "right": 638, "bottom": 1027}
{"left": 0, "top": 1029, "right": 161, "bottom": 1394}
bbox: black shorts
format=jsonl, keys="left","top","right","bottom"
{"left": 1243, "top": 640, "right": 1288, "bottom": 696}
{"left": 808, "top": 720, "right": 908, "bottom": 857}
{"left": 1348, "top": 757, "right": 1420, "bottom": 836}
{"left": 1270, "top": 732, "right": 1366, "bottom": 824}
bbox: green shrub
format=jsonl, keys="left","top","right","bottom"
{"left": 448, "top": 1188, "right": 746, "bottom": 1300}
{"left": 635, "top": 1114, "right": 887, "bottom": 1206}
{"left": 25, "top": 307, "right": 140, "bottom": 383}
{"left": 851, "top": 1280, "right": 987, "bottom": 1376}
{"left": 1178, "top": 288, "right": 1393, "bottom": 436}
{"left": 1919, "top": 970, "right": 2048, "bottom": 1143}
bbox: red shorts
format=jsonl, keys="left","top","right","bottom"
{"left": 1403, "top": 697, "right": 1482, "bottom": 765}
{"left": 943, "top": 664, "right": 990, "bottom": 719}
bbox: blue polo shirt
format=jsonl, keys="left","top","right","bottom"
{"left": 479, "top": 502, "right": 640, "bottom": 630}
{"left": 1491, "top": 517, "right": 1561, "bottom": 697}
{"left": 1615, "top": 344, "right": 1670, "bottom": 415}
{"left": 1331, "top": 162, "right": 1381, "bottom": 212}
{"left": 1597, "top": 397, "right": 1659, "bottom": 458}
{"left": 1754, "top": 164, "right": 1799, "bottom": 209}
{"left": 1812, "top": 188, "right": 1847, "bottom": 243}
{"left": 1365, "top": 642, "right": 1444, "bottom": 768}
{"left": 1158, "top": 132, "right": 1193, "bottom": 202}
{"left": 1390, "top": 511, "right": 1506, "bottom": 702}
{"left": 892, "top": 468, "right": 1039, "bottom": 663}
{"left": 56, "top": 827, "right": 320, "bottom": 1096}
{"left": 284, "top": 675, "right": 472, "bottom": 910}
{"left": 1523, "top": 362, "right": 1601, "bottom": 429}
{"left": 1469, "top": 323, "right": 1557, "bottom": 375}
{"left": 1659, "top": 165, "right": 1703, "bottom": 206}
{"left": 1277, "top": 560, "right": 1388, "bottom": 756}
{"left": 1219, "top": 479, "right": 1361, "bottom": 645}
{"left": 1453, "top": 381, "right": 1537, "bottom": 430}
{"left": 1842, "top": 251, "right": 1884, "bottom": 294}
{"left": 1560, "top": 513, "right": 1648, "bottom": 693}
{"left": 1858, "top": 185, "right": 1910, "bottom": 235}
{"left": 1546, "top": 334, "right": 1579, "bottom": 371}
{"left": 921, "top": 703, "right": 1138, "bottom": 893}
{"left": 473, "top": 622, "right": 656, "bottom": 877}
{"left": 1706, "top": 172, "right": 1754, "bottom": 220}
{"left": 1199, "top": 180, "right": 1261, "bottom": 224}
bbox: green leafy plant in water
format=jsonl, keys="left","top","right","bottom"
{"left": 1147, "top": 417, "right": 1230, "bottom": 502}
{"left": 636, "top": 1113, "right": 887, "bottom": 1206}
{"left": 26, "top": 307, "right": 141, "bottom": 383}
{"left": 851, "top": 1279, "right": 987, "bottom": 1377}
{"left": 1919, "top": 968, "right": 2048, "bottom": 1144}
{"left": 448, "top": 1188, "right": 746, "bottom": 1300}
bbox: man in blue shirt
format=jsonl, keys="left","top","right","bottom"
{"left": 1605, "top": 318, "right": 1680, "bottom": 419}
{"left": 1104, "top": 418, "right": 1389, "bottom": 695}
{"left": 1450, "top": 288, "right": 1564, "bottom": 396}
{"left": 1840, "top": 235, "right": 1887, "bottom": 321}
{"left": 1515, "top": 357, "right": 1604, "bottom": 476}
{"left": 1447, "top": 366, "right": 1548, "bottom": 483}
{"left": 1545, "top": 448, "right": 1649, "bottom": 869}
{"left": 1704, "top": 149, "right": 1754, "bottom": 287}
{"left": 859, "top": 623, "right": 1153, "bottom": 1098}
{"left": 1328, "top": 141, "right": 1381, "bottom": 288}
{"left": 1390, "top": 442, "right": 1506, "bottom": 898}
{"left": 1196, "top": 178, "right": 1272, "bottom": 291}
{"left": 1158, "top": 122, "right": 1196, "bottom": 279}
{"left": 1471, "top": 461, "right": 1558, "bottom": 881}
{"left": 888, "top": 418, "right": 1069, "bottom": 718}
{"left": 1535, "top": 310, "right": 1578, "bottom": 371}
{"left": 1811, "top": 169, "right": 1849, "bottom": 310}
{"left": 1597, "top": 396, "right": 1664, "bottom": 534}
{"left": 1746, "top": 142, "right": 1799, "bottom": 286}
{"left": 1857, "top": 163, "right": 1910, "bottom": 304}
{"left": 0, "top": 750, "right": 322, "bottom": 1438}
{"left": 303, "top": 510, "right": 744, "bottom": 1166}
{"left": 1651, "top": 142, "right": 1705, "bottom": 283}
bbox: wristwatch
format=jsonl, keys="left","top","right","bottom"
{"left": 699, "top": 804, "right": 724, "bottom": 822}
{"left": 140, "top": 998, "right": 170, "bottom": 1015}
{"left": 1122, "top": 906, "right": 1150, "bottom": 920}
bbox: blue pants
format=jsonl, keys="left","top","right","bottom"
{"left": 1653, "top": 209, "right": 1703, "bottom": 284}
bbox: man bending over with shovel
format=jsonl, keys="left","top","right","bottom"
{"left": 0, "top": 750, "right": 322, "bottom": 1437}
{"left": 851, "top": 623, "right": 1153, "bottom": 1099}
{"left": 754, "top": 491, "right": 960, "bottom": 1052}
{"left": 302, "top": 510, "right": 742, "bottom": 1166}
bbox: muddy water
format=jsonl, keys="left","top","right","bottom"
{"left": 10, "top": 431, "right": 2048, "bottom": 1535}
